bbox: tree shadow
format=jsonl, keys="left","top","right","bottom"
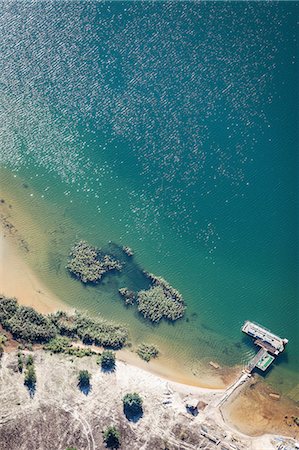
{"left": 101, "top": 365, "right": 116, "bottom": 374}
{"left": 123, "top": 406, "right": 143, "bottom": 423}
{"left": 78, "top": 382, "right": 92, "bottom": 396}
{"left": 186, "top": 406, "right": 198, "bottom": 416}
{"left": 25, "top": 382, "right": 36, "bottom": 398}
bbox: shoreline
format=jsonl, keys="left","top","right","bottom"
{"left": 1, "top": 200, "right": 298, "bottom": 442}
{"left": 0, "top": 222, "right": 230, "bottom": 390}
{"left": 0, "top": 193, "right": 235, "bottom": 390}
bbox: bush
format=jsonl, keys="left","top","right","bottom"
{"left": 100, "top": 350, "right": 115, "bottom": 371}
{"left": 26, "top": 354, "right": 34, "bottom": 366}
{"left": 78, "top": 370, "right": 91, "bottom": 388}
{"left": 0, "top": 334, "right": 7, "bottom": 345}
{"left": 137, "top": 343, "right": 159, "bottom": 362}
{"left": 123, "top": 393, "right": 143, "bottom": 417}
{"left": 3, "top": 304, "right": 57, "bottom": 343}
{"left": 0, "top": 297, "right": 128, "bottom": 350}
{"left": 103, "top": 425, "right": 121, "bottom": 449}
{"left": 0, "top": 296, "right": 18, "bottom": 324}
{"left": 43, "top": 336, "right": 71, "bottom": 353}
{"left": 0, "top": 346, "right": 3, "bottom": 359}
{"left": 50, "top": 311, "right": 128, "bottom": 349}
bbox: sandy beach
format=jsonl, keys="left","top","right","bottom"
{"left": 0, "top": 233, "right": 66, "bottom": 314}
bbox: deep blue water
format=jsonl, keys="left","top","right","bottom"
{"left": 0, "top": 1, "right": 298, "bottom": 395}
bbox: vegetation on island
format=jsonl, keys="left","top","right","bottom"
{"left": 136, "top": 343, "right": 159, "bottom": 362}
{"left": 0, "top": 296, "right": 128, "bottom": 350}
{"left": 100, "top": 350, "right": 116, "bottom": 371}
{"left": 118, "top": 288, "right": 136, "bottom": 305}
{"left": 119, "top": 271, "right": 185, "bottom": 323}
{"left": 122, "top": 246, "right": 134, "bottom": 257}
{"left": 137, "top": 286, "right": 185, "bottom": 322}
{"left": 103, "top": 426, "right": 121, "bottom": 449}
{"left": 67, "top": 240, "right": 122, "bottom": 283}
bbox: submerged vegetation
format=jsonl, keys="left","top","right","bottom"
{"left": 119, "top": 273, "right": 185, "bottom": 323}
{"left": 137, "top": 286, "right": 185, "bottom": 322}
{"left": 0, "top": 296, "right": 128, "bottom": 350}
{"left": 67, "top": 239, "right": 186, "bottom": 324}
{"left": 67, "top": 240, "right": 122, "bottom": 283}
{"left": 136, "top": 343, "right": 159, "bottom": 362}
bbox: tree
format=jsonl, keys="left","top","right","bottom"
{"left": 103, "top": 426, "right": 121, "bottom": 449}
{"left": 123, "top": 392, "right": 143, "bottom": 418}
{"left": 78, "top": 370, "right": 91, "bottom": 388}
{"left": 24, "top": 364, "right": 36, "bottom": 388}
{"left": 100, "top": 350, "right": 115, "bottom": 371}
{"left": 26, "top": 354, "right": 34, "bottom": 366}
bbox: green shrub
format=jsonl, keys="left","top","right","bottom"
{"left": 103, "top": 425, "right": 121, "bottom": 449}
{"left": 100, "top": 350, "right": 115, "bottom": 370}
{"left": 0, "top": 297, "right": 128, "bottom": 350}
{"left": 137, "top": 343, "right": 159, "bottom": 362}
{"left": 4, "top": 304, "right": 57, "bottom": 343}
{"left": 43, "top": 336, "right": 71, "bottom": 353}
{"left": 26, "top": 354, "right": 34, "bottom": 366}
{"left": 17, "top": 352, "right": 23, "bottom": 372}
{"left": 0, "top": 334, "right": 7, "bottom": 345}
{"left": 0, "top": 296, "right": 18, "bottom": 324}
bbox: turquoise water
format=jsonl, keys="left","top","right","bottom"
{"left": 0, "top": 2, "right": 298, "bottom": 395}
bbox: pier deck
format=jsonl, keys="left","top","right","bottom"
{"left": 242, "top": 321, "right": 288, "bottom": 373}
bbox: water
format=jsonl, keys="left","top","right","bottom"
{"left": 0, "top": 2, "right": 298, "bottom": 396}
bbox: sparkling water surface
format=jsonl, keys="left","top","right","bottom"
{"left": 0, "top": 1, "right": 298, "bottom": 396}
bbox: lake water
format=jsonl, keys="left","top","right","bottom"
{"left": 0, "top": 1, "right": 298, "bottom": 397}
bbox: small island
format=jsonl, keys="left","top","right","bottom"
{"left": 67, "top": 240, "right": 122, "bottom": 283}
{"left": 67, "top": 240, "right": 186, "bottom": 323}
{"left": 119, "top": 272, "right": 186, "bottom": 323}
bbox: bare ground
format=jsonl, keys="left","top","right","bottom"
{"left": 0, "top": 350, "right": 298, "bottom": 450}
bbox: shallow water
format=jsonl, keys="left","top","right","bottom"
{"left": 0, "top": 2, "right": 298, "bottom": 397}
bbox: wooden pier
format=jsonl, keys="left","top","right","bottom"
{"left": 242, "top": 321, "right": 288, "bottom": 373}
